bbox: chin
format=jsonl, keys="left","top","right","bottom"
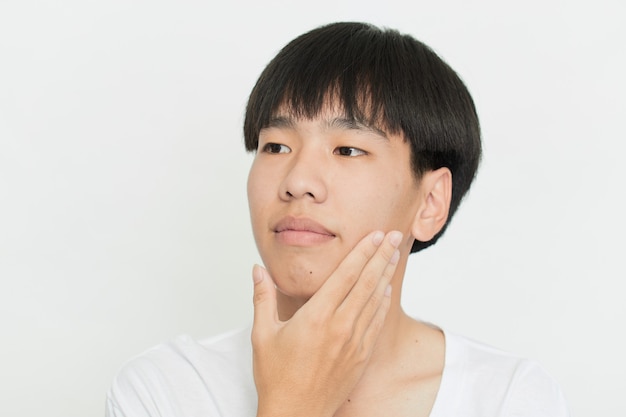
{"left": 266, "top": 261, "right": 333, "bottom": 301}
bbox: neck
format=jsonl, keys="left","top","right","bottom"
{"left": 275, "top": 252, "right": 445, "bottom": 415}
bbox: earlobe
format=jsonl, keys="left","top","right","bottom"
{"left": 411, "top": 168, "right": 452, "bottom": 242}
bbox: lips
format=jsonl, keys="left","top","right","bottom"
{"left": 273, "top": 216, "right": 335, "bottom": 246}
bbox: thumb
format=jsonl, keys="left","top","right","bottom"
{"left": 252, "top": 264, "right": 278, "bottom": 329}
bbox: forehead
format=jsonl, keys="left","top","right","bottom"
{"left": 265, "top": 100, "right": 391, "bottom": 140}
{"left": 264, "top": 113, "right": 388, "bottom": 140}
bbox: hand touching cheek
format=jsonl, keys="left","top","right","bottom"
{"left": 251, "top": 230, "right": 403, "bottom": 417}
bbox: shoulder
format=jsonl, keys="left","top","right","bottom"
{"left": 431, "top": 331, "right": 570, "bottom": 417}
{"left": 106, "top": 327, "right": 256, "bottom": 417}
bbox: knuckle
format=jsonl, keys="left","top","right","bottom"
{"left": 355, "top": 346, "right": 370, "bottom": 364}
{"left": 331, "top": 320, "right": 353, "bottom": 341}
{"left": 250, "top": 329, "right": 262, "bottom": 347}
{"left": 250, "top": 327, "right": 268, "bottom": 349}
{"left": 380, "top": 245, "right": 396, "bottom": 263}
{"left": 367, "top": 290, "right": 382, "bottom": 309}
{"left": 341, "top": 335, "right": 359, "bottom": 357}
{"left": 357, "top": 247, "right": 372, "bottom": 264}
{"left": 341, "top": 270, "right": 360, "bottom": 288}
{"left": 369, "top": 313, "right": 384, "bottom": 335}
{"left": 361, "top": 274, "right": 378, "bottom": 293}
{"left": 306, "top": 310, "right": 334, "bottom": 335}
{"left": 253, "top": 290, "right": 265, "bottom": 306}
{"left": 355, "top": 241, "right": 376, "bottom": 264}
{"left": 370, "top": 304, "right": 389, "bottom": 336}
{"left": 307, "top": 312, "right": 326, "bottom": 329}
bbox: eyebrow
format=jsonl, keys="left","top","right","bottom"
{"left": 326, "top": 118, "right": 388, "bottom": 140}
{"left": 265, "top": 115, "right": 389, "bottom": 140}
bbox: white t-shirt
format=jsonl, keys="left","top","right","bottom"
{"left": 106, "top": 326, "right": 570, "bottom": 417}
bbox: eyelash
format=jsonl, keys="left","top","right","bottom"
{"left": 262, "top": 143, "right": 290, "bottom": 154}
{"left": 334, "top": 147, "right": 368, "bottom": 157}
{"left": 261, "top": 143, "right": 368, "bottom": 157}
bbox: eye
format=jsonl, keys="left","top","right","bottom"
{"left": 262, "top": 143, "right": 291, "bottom": 154}
{"left": 334, "top": 146, "right": 367, "bottom": 157}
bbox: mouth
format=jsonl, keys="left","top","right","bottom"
{"left": 273, "top": 216, "right": 336, "bottom": 246}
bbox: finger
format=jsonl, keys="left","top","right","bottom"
{"left": 350, "top": 246, "right": 399, "bottom": 339}
{"left": 252, "top": 264, "right": 279, "bottom": 337}
{"left": 337, "top": 231, "right": 402, "bottom": 319}
{"left": 359, "top": 283, "right": 392, "bottom": 352}
{"left": 308, "top": 230, "right": 385, "bottom": 311}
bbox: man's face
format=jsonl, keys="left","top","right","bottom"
{"left": 247, "top": 106, "right": 421, "bottom": 302}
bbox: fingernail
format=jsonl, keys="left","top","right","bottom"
{"left": 385, "top": 284, "right": 392, "bottom": 297}
{"left": 389, "top": 231, "right": 403, "bottom": 248}
{"left": 372, "top": 231, "right": 384, "bottom": 246}
{"left": 390, "top": 249, "right": 400, "bottom": 265}
{"left": 252, "top": 265, "right": 264, "bottom": 284}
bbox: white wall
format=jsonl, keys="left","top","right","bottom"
{"left": 0, "top": 1, "right": 624, "bottom": 416}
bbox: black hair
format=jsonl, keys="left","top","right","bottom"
{"left": 244, "top": 22, "right": 481, "bottom": 252}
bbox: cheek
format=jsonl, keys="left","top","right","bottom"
{"left": 247, "top": 159, "right": 269, "bottom": 205}
{"left": 247, "top": 163, "right": 268, "bottom": 234}
{"left": 354, "top": 178, "right": 418, "bottom": 231}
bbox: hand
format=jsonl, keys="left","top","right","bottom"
{"left": 251, "top": 230, "right": 403, "bottom": 417}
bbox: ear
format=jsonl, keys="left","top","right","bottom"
{"left": 411, "top": 168, "right": 452, "bottom": 242}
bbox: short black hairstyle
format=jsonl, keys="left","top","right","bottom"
{"left": 244, "top": 22, "right": 481, "bottom": 253}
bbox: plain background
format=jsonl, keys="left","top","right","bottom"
{"left": 1, "top": 0, "right": 624, "bottom": 416}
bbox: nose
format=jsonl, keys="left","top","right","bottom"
{"left": 279, "top": 150, "right": 328, "bottom": 202}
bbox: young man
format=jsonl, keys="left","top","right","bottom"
{"left": 106, "top": 22, "right": 569, "bottom": 417}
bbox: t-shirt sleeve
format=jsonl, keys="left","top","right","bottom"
{"left": 104, "top": 330, "right": 255, "bottom": 417}
{"left": 502, "top": 360, "right": 570, "bottom": 417}
{"left": 105, "top": 394, "right": 127, "bottom": 417}
{"left": 104, "top": 354, "right": 185, "bottom": 417}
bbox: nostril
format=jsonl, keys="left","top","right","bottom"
{"left": 284, "top": 190, "right": 316, "bottom": 199}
